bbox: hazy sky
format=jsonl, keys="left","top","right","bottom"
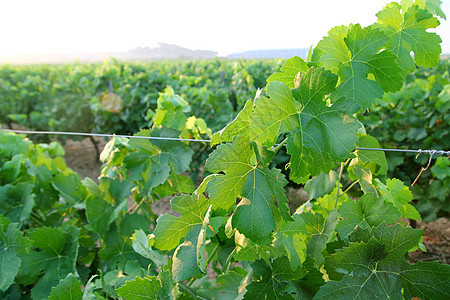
{"left": 0, "top": 0, "right": 449, "bottom": 57}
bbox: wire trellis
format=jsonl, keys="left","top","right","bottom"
{"left": 1, "top": 128, "right": 449, "bottom": 157}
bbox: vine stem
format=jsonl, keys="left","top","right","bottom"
{"left": 343, "top": 180, "right": 360, "bottom": 195}
{"left": 271, "top": 137, "right": 288, "bottom": 154}
{"left": 334, "top": 160, "right": 349, "bottom": 209}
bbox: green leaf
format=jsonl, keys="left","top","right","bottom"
{"left": 125, "top": 128, "right": 193, "bottom": 196}
{"left": 274, "top": 214, "right": 307, "bottom": 271}
{"left": 0, "top": 220, "right": 30, "bottom": 292}
{"left": 367, "top": 50, "right": 403, "bottom": 92}
{"left": 82, "top": 275, "right": 104, "bottom": 300}
{"left": 19, "top": 223, "right": 80, "bottom": 300}
{"left": 153, "top": 192, "right": 209, "bottom": 251}
{"left": 332, "top": 25, "right": 394, "bottom": 111}
{"left": 85, "top": 178, "right": 133, "bottom": 235}
{"left": 317, "top": 223, "right": 450, "bottom": 299}
{"left": 153, "top": 86, "right": 190, "bottom": 130}
{"left": 231, "top": 169, "right": 278, "bottom": 243}
{"left": 431, "top": 156, "right": 450, "bottom": 180}
{"left": 249, "top": 81, "right": 299, "bottom": 147}
{"left": 0, "top": 183, "right": 35, "bottom": 225}
{"left": 207, "top": 267, "right": 248, "bottom": 300}
{"left": 352, "top": 134, "right": 388, "bottom": 176}
{"left": 336, "top": 194, "right": 400, "bottom": 240}
{"left": 131, "top": 229, "right": 167, "bottom": 267}
{"left": 244, "top": 256, "right": 306, "bottom": 299}
{"left": 116, "top": 276, "right": 161, "bottom": 299}
{"left": 98, "top": 215, "right": 151, "bottom": 270}
{"left": 48, "top": 273, "right": 82, "bottom": 300}
{"left": 267, "top": 56, "right": 309, "bottom": 88}
{"left": 211, "top": 98, "right": 254, "bottom": 145}
{"left": 250, "top": 69, "right": 359, "bottom": 183}
{"left": 205, "top": 137, "right": 291, "bottom": 242}
{"left": 301, "top": 210, "right": 339, "bottom": 268}
{"left": 314, "top": 24, "right": 402, "bottom": 112}
{"left": 205, "top": 136, "right": 255, "bottom": 214}
{"left": 172, "top": 225, "right": 203, "bottom": 283}
{"left": 0, "top": 154, "right": 23, "bottom": 184}
{"left": 311, "top": 25, "right": 350, "bottom": 75}
{"left": 348, "top": 165, "right": 378, "bottom": 195}
{"left": 233, "top": 230, "right": 263, "bottom": 262}
{"left": 376, "top": 178, "right": 421, "bottom": 220}
{"left": 304, "top": 170, "right": 338, "bottom": 200}
{"left": 171, "top": 206, "right": 211, "bottom": 282}
{"left": 52, "top": 171, "right": 85, "bottom": 205}
{"left": 376, "top": 3, "right": 442, "bottom": 73}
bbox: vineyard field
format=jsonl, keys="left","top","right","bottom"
{"left": 0, "top": 1, "right": 449, "bottom": 299}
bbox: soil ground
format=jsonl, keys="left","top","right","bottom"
{"left": 63, "top": 137, "right": 449, "bottom": 265}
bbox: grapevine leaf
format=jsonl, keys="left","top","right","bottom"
{"left": 18, "top": 223, "right": 80, "bottom": 300}
{"left": 207, "top": 267, "right": 248, "bottom": 300}
{"left": 332, "top": 25, "right": 393, "bottom": 111}
{"left": 24, "top": 155, "right": 60, "bottom": 209}
{"left": 290, "top": 256, "right": 326, "bottom": 298}
{"left": 98, "top": 215, "right": 151, "bottom": 270}
{"left": 0, "top": 183, "right": 35, "bottom": 225}
{"left": 0, "top": 219, "right": 30, "bottom": 292}
{"left": 52, "top": 171, "right": 86, "bottom": 205}
{"left": 211, "top": 98, "right": 253, "bottom": 145}
{"left": 301, "top": 210, "right": 339, "bottom": 268}
{"left": 196, "top": 205, "right": 211, "bottom": 273}
{"left": 171, "top": 206, "right": 211, "bottom": 282}
{"left": 85, "top": 178, "right": 133, "bottom": 235}
{"left": 232, "top": 169, "right": 278, "bottom": 243}
{"left": 367, "top": 50, "right": 403, "bottom": 92}
{"left": 267, "top": 56, "right": 309, "bottom": 88}
{"left": 244, "top": 256, "right": 307, "bottom": 299}
{"left": 159, "top": 266, "right": 175, "bottom": 300}
{"left": 124, "top": 128, "right": 193, "bottom": 196}
{"left": 314, "top": 23, "right": 404, "bottom": 111}
{"left": 311, "top": 25, "right": 350, "bottom": 75}
{"left": 274, "top": 214, "right": 307, "bottom": 271}
{"left": 375, "top": 178, "right": 421, "bottom": 220}
{"left": 250, "top": 69, "right": 359, "bottom": 183}
{"left": 376, "top": 3, "right": 442, "bottom": 73}
{"left": 0, "top": 154, "right": 22, "bottom": 184}
{"left": 416, "top": 0, "right": 446, "bottom": 19}
{"left": 352, "top": 134, "right": 388, "bottom": 176}
{"left": 336, "top": 194, "right": 400, "bottom": 240}
{"left": 205, "top": 136, "right": 291, "bottom": 237}
{"left": 115, "top": 276, "right": 161, "bottom": 299}
{"left": 317, "top": 223, "right": 450, "bottom": 299}
{"left": 172, "top": 225, "right": 202, "bottom": 282}
{"left": 48, "top": 273, "right": 82, "bottom": 300}
{"left": 83, "top": 275, "right": 104, "bottom": 300}
{"left": 131, "top": 229, "right": 167, "bottom": 267}
{"left": 153, "top": 86, "right": 190, "bottom": 130}
{"left": 0, "top": 249, "right": 20, "bottom": 292}
{"left": 205, "top": 136, "right": 255, "bottom": 214}
{"left": 304, "top": 170, "right": 338, "bottom": 200}
{"left": 153, "top": 193, "right": 209, "bottom": 251}
{"left": 348, "top": 165, "right": 378, "bottom": 195}
{"left": 249, "top": 81, "right": 299, "bottom": 147}
{"left": 233, "top": 230, "right": 262, "bottom": 261}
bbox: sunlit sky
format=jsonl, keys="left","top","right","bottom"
{"left": 0, "top": 0, "right": 449, "bottom": 58}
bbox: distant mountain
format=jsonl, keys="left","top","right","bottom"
{"left": 0, "top": 43, "right": 217, "bottom": 64}
{"left": 227, "top": 48, "right": 309, "bottom": 59}
{"left": 125, "top": 43, "right": 217, "bottom": 59}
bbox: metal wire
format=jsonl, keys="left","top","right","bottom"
{"left": 1, "top": 129, "right": 449, "bottom": 156}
